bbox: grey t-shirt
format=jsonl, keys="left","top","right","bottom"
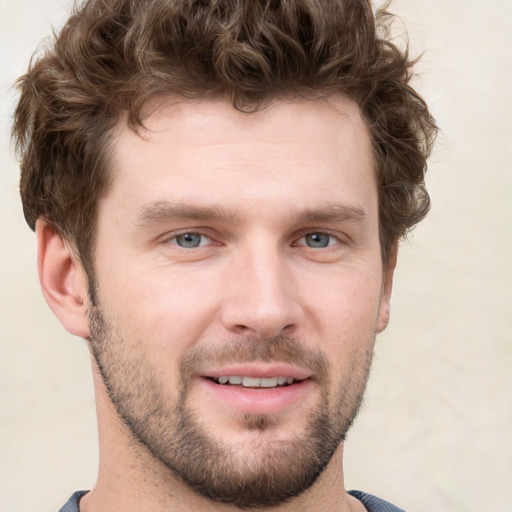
{"left": 348, "top": 490, "right": 406, "bottom": 511}
{"left": 58, "top": 489, "right": 406, "bottom": 511}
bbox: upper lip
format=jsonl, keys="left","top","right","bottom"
{"left": 201, "top": 364, "right": 312, "bottom": 381}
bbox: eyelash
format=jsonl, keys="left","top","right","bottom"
{"left": 164, "top": 230, "right": 343, "bottom": 250}
{"left": 166, "top": 231, "right": 214, "bottom": 249}
{"left": 294, "top": 232, "right": 341, "bottom": 249}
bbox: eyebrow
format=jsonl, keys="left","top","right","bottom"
{"left": 294, "top": 203, "right": 367, "bottom": 224}
{"left": 135, "top": 200, "right": 367, "bottom": 226}
{"left": 135, "top": 201, "right": 239, "bottom": 225}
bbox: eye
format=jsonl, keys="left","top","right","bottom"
{"left": 297, "top": 232, "right": 338, "bottom": 248}
{"left": 170, "top": 232, "right": 211, "bottom": 248}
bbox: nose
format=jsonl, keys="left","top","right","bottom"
{"left": 220, "top": 244, "right": 303, "bottom": 339}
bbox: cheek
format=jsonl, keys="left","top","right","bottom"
{"left": 98, "top": 264, "right": 222, "bottom": 356}
{"left": 297, "top": 264, "right": 383, "bottom": 331}
{"left": 296, "top": 264, "right": 382, "bottom": 373}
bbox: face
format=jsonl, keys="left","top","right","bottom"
{"left": 88, "top": 96, "right": 393, "bottom": 508}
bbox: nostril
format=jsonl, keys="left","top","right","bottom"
{"left": 233, "top": 324, "right": 251, "bottom": 334}
{"left": 231, "top": 322, "right": 297, "bottom": 338}
{"left": 220, "top": 292, "right": 303, "bottom": 339}
{"left": 282, "top": 323, "right": 297, "bottom": 335}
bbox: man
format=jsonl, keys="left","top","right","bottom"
{"left": 12, "top": 0, "right": 436, "bottom": 510}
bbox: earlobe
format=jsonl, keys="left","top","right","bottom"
{"left": 37, "top": 220, "right": 90, "bottom": 338}
{"left": 376, "top": 242, "right": 398, "bottom": 333}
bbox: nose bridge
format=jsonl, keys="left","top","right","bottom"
{"left": 221, "top": 236, "right": 302, "bottom": 338}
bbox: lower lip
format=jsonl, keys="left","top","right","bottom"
{"left": 199, "top": 378, "right": 315, "bottom": 415}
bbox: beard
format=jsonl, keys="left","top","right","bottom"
{"left": 88, "top": 305, "right": 374, "bottom": 509}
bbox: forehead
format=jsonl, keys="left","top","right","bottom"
{"left": 104, "top": 95, "right": 376, "bottom": 222}
{"left": 123, "top": 95, "right": 373, "bottom": 159}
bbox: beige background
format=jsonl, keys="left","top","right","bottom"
{"left": 1, "top": 1, "right": 511, "bottom": 511}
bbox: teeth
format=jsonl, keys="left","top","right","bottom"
{"left": 242, "top": 376, "right": 261, "bottom": 387}
{"left": 260, "top": 377, "right": 278, "bottom": 388}
{"left": 215, "top": 376, "right": 297, "bottom": 387}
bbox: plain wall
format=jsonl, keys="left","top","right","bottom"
{"left": 1, "top": 1, "right": 511, "bottom": 511}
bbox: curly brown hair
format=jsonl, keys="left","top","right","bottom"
{"left": 12, "top": 0, "right": 437, "bottom": 277}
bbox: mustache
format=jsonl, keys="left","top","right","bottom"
{"left": 179, "top": 335, "right": 330, "bottom": 383}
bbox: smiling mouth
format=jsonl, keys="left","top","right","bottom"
{"left": 210, "top": 376, "right": 304, "bottom": 388}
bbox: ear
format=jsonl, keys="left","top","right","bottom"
{"left": 376, "top": 242, "right": 398, "bottom": 333}
{"left": 37, "top": 220, "right": 90, "bottom": 338}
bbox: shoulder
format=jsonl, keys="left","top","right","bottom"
{"left": 58, "top": 490, "right": 89, "bottom": 512}
{"left": 348, "top": 490, "right": 407, "bottom": 512}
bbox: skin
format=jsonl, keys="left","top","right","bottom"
{"left": 38, "top": 95, "right": 396, "bottom": 512}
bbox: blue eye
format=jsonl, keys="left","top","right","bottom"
{"left": 173, "top": 233, "right": 208, "bottom": 248}
{"left": 301, "top": 233, "right": 336, "bottom": 248}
